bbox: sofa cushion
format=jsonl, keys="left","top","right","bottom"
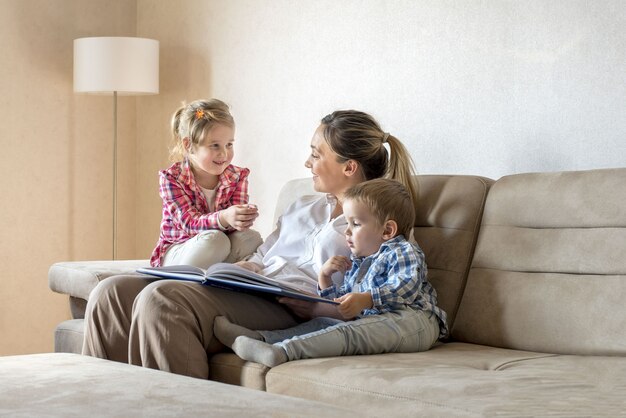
{"left": 413, "top": 175, "right": 492, "bottom": 327}
{"left": 265, "top": 342, "right": 626, "bottom": 416}
{"left": 0, "top": 353, "right": 356, "bottom": 417}
{"left": 48, "top": 259, "right": 149, "bottom": 301}
{"left": 54, "top": 319, "right": 84, "bottom": 353}
{"left": 453, "top": 168, "right": 626, "bottom": 355}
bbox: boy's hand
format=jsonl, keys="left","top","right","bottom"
{"left": 235, "top": 260, "right": 263, "bottom": 273}
{"left": 219, "top": 204, "right": 259, "bottom": 231}
{"left": 335, "top": 292, "right": 373, "bottom": 319}
{"left": 318, "top": 255, "right": 350, "bottom": 289}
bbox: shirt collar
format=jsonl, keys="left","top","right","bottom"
{"left": 179, "top": 158, "right": 195, "bottom": 187}
{"left": 349, "top": 235, "right": 406, "bottom": 263}
{"left": 324, "top": 194, "right": 337, "bottom": 205}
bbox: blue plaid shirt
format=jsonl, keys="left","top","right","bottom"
{"left": 319, "top": 235, "right": 449, "bottom": 338}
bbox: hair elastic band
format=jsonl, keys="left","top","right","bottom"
{"left": 382, "top": 132, "right": 390, "bottom": 143}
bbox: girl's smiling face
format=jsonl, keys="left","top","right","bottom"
{"left": 187, "top": 123, "right": 235, "bottom": 188}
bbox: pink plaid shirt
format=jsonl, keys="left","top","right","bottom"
{"left": 150, "top": 158, "right": 250, "bottom": 266}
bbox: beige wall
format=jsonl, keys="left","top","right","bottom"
{"left": 0, "top": 0, "right": 139, "bottom": 355}
{"left": 1, "top": 0, "right": 624, "bottom": 355}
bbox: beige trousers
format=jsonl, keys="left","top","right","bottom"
{"left": 82, "top": 276, "right": 299, "bottom": 379}
{"left": 82, "top": 229, "right": 298, "bottom": 379}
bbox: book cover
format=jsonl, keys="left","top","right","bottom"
{"left": 137, "top": 263, "right": 339, "bottom": 305}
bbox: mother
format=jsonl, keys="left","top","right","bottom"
{"left": 83, "top": 109, "right": 419, "bottom": 379}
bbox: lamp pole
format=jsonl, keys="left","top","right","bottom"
{"left": 113, "top": 91, "right": 118, "bottom": 260}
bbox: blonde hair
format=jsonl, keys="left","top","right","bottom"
{"left": 320, "top": 110, "right": 419, "bottom": 210}
{"left": 169, "top": 99, "right": 234, "bottom": 162}
{"left": 344, "top": 178, "right": 415, "bottom": 238}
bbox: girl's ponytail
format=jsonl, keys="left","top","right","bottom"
{"left": 169, "top": 106, "right": 186, "bottom": 162}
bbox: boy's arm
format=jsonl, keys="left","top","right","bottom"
{"left": 370, "top": 248, "right": 425, "bottom": 310}
{"left": 318, "top": 256, "right": 350, "bottom": 289}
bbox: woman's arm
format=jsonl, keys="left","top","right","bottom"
{"left": 276, "top": 297, "right": 344, "bottom": 320}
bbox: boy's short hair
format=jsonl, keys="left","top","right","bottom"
{"left": 343, "top": 178, "right": 416, "bottom": 238}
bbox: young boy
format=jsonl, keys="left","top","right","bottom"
{"left": 214, "top": 178, "right": 448, "bottom": 367}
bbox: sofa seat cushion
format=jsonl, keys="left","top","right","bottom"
{"left": 49, "top": 259, "right": 149, "bottom": 300}
{"left": 0, "top": 353, "right": 357, "bottom": 417}
{"left": 265, "top": 342, "right": 626, "bottom": 416}
{"left": 210, "top": 352, "right": 269, "bottom": 391}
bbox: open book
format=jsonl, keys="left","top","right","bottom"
{"left": 137, "top": 263, "right": 339, "bottom": 305}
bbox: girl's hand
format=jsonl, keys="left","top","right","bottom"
{"left": 335, "top": 292, "right": 373, "bottom": 320}
{"left": 318, "top": 255, "right": 350, "bottom": 289}
{"left": 219, "top": 204, "right": 259, "bottom": 231}
{"left": 235, "top": 260, "right": 263, "bottom": 273}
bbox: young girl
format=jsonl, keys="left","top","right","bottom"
{"left": 149, "top": 99, "right": 262, "bottom": 268}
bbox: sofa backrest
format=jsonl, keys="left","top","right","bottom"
{"left": 452, "top": 168, "right": 626, "bottom": 356}
{"left": 413, "top": 175, "right": 493, "bottom": 328}
{"left": 275, "top": 175, "right": 493, "bottom": 329}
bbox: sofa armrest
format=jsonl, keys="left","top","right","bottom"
{"left": 48, "top": 260, "right": 149, "bottom": 301}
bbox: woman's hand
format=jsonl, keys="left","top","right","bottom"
{"left": 235, "top": 260, "right": 263, "bottom": 273}
{"left": 277, "top": 297, "right": 343, "bottom": 320}
{"left": 219, "top": 204, "right": 259, "bottom": 231}
{"left": 276, "top": 297, "right": 315, "bottom": 320}
{"left": 335, "top": 292, "right": 373, "bottom": 320}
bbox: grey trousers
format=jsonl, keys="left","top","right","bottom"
{"left": 267, "top": 308, "right": 440, "bottom": 361}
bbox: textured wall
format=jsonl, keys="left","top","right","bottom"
{"left": 137, "top": 0, "right": 626, "bottom": 243}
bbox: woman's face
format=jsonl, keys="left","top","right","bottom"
{"left": 304, "top": 125, "right": 353, "bottom": 196}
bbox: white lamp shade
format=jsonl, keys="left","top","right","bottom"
{"left": 74, "top": 37, "right": 159, "bottom": 95}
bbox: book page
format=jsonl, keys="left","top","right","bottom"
{"left": 206, "top": 263, "right": 317, "bottom": 294}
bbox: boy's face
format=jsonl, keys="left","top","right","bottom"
{"left": 343, "top": 199, "right": 388, "bottom": 258}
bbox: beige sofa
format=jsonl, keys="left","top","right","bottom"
{"left": 48, "top": 168, "right": 626, "bottom": 416}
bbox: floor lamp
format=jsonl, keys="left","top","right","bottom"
{"left": 73, "top": 37, "right": 159, "bottom": 259}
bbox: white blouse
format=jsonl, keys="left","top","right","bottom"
{"left": 247, "top": 195, "right": 349, "bottom": 294}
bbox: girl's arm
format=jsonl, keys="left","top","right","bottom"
{"left": 160, "top": 173, "right": 223, "bottom": 232}
{"left": 228, "top": 167, "right": 250, "bottom": 206}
